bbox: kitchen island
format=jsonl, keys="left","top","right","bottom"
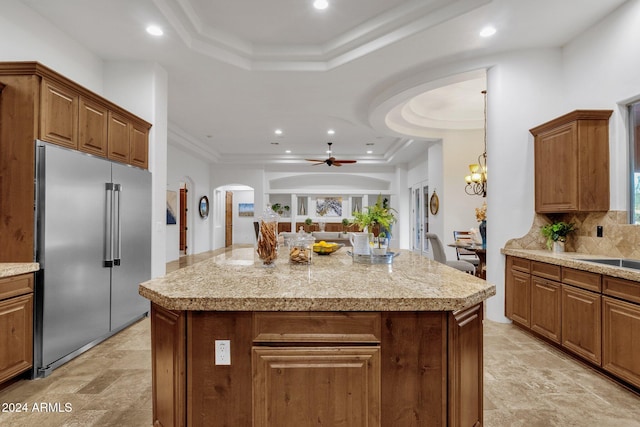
{"left": 140, "top": 247, "right": 495, "bottom": 427}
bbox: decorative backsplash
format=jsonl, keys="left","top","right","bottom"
{"left": 504, "top": 210, "right": 640, "bottom": 259}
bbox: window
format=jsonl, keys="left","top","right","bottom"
{"left": 630, "top": 102, "right": 640, "bottom": 223}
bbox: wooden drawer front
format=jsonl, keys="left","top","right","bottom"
{"left": 603, "top": 276, "right": 640, "bottom": 304}
{"left": 531, "top": 261, "right": 561, "bottom": 281}
{"left": 562, "top": 268, "right": 601, "bottom": 292}
{"left": 253, "top": 312, "right": 381, "bottom": 343}
{"left": 0, "top": 274, "right": 34, "bottom": 301}
{"left": 508, "top": 256, "right": 530, "bottom": 273}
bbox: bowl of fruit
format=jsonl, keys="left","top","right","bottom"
{"left": 312, "top": 241, "right": 344, "bottom": 255}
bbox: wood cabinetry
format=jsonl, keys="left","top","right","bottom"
{"left": 505, "top": 256, "right": 640, "bottom": 389}
{"left": 530, "top": 110, "right": 612, "bottom": 213}
{"left": 0, "top": 273, "right": 34, "bottom": 385}
{"left": 0, "top": 62, "right": 151, "bottom": 262}
{"left": 154, "top": 303, "right": 484, "bottom": 427}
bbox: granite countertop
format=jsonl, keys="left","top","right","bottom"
{"left": 502, "top": 248, "right": 640, "bottom": 282}
{"left": 139, "top": 247, "right": 496, "bottom": 312}
{"left": 0, "top": 263, "right": 40, "bottom": 278}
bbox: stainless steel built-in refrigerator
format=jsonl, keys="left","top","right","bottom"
{"left": 34, "top": 140, "right": 151, "bottom": 377}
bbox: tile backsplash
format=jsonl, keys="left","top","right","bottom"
{"left": 504, "top": 210, "right": 640, "bottom": 259}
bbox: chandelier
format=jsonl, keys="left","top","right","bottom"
{"left": 465, "top": 90, "right": 487, "bottom": 197}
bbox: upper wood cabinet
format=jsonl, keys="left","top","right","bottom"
{"left": 37, "top": 69, "right": 150, "bottom": 169}
{"left": 79, "top": 96, "right": 109, "bottom": 157}
{"left": 40, "top": 78, "right": 79, "bottom": 149}
{"left": 530, "top": 110, "right": 612, "bottom": 213}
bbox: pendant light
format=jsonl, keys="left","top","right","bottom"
{"left": 465, "top": 90, "right": 487, "bottom": 197}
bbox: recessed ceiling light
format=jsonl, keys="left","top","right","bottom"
{"left": 313, "top": 0, "right": 329, "bottom": 10}
{"left": 367, "top": 150, "right": 373, "bottom": 154}
{"left": 271, "top": 142, "right": 279, "bottom": 145}
{"left": 366, "top": 142, "right": 375, "bottom": 146}
{"left": 285, "top": 150, "right": 291, "bottom": 154}
{"left": 274, "top": 129, "right": 283, "bottom": 135}
{"left": 479, "top": 26, "right": 496, "bottom": 38}
{"left": 146, "top": 25, "right": 163, "bottom": 36}
{"left": 327, "top": 129, "right": 335, "bottom": 135}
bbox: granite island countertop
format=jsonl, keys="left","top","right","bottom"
{"left": 502, "top": 248, "right": 640, "bottom": 282}
{"left": 0, "top": 262, "right": 39, "bottom": 278}
{"left": 139, "top": 247, "right": 496, "bottom": 312}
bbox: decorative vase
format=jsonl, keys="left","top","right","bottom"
{"left": 479, "top": 220, "right": 487, "bottom": 249}
{"left": 552, "top": 241, "right": 565, "bottom": 253}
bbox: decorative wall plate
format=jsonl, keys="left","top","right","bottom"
{"left": 430, "top": 190, "right": 439, "bottom": 215}
{"left": 199, "top": 196, "right": 209, "bottom": 218}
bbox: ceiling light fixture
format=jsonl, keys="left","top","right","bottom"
{"left": 285, "top": 150, "right": 291, "bottom": 153}
{"left": 274, "top": 129, "right": 283, "bottom": 135}
{"left": 479, "top": 26, "right": 496, "bottom": 38}
{"left": 313, "top": 0, "right": 329, "bottom": 10}
{"left": 146, "top": 25, "right": 164, "bottom": 36}
{"left": 367, "top": 150, "right": 373, "bottom": 154}
{"left": 327, "top": 129, "right": 335, "bottom": 135}
{"left": 464, "top": 90, "right": 487, "bottom": 197}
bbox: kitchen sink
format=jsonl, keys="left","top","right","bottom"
{"left": 581, "top": 258, "right": 640, "bottom": 270}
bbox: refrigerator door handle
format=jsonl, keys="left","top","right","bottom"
{"left": 104, "top": 183, "right": 114, "bottom": 267}
{"left": 114, "top": 184, "right": 122, "bottom": 266}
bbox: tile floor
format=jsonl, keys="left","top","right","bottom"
{"left": 1, "top": 248, "right": 639, "bottom": 426}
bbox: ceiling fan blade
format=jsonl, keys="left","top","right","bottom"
{"left": 305, "top": 159, "right": 325, "bottom": 162}
{"left": 334, "top": 160, "right": 357, "bottom": 164}
{"left": 332, "top": 162, "right": 343, "bottom": 167}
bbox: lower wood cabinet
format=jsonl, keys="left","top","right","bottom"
{"left": 505, "top": 264, "right": 531, "bottom": 327}
{"left": 561, "top": 285, "right": 601, "bottom": 364}
{"left": 530, "top": 277, "right": 562, "bottom": 343}
{"left": 505, "top": 255, "right": 640, "bottom": 391}
{"left": 602, "top": 296, "right": 640, "bottom": 388}
{"left": 0, "top": 273, "right": 34, "bottom": 385}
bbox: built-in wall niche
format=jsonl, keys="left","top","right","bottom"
{"left": 268, "top": 195, "right": 291, "bottom": 217}
{"left": 352, "top": 196, "right": 363, "bottom": 214}
{"left": 297, "top": 196, "right": 308, "bottom": 216}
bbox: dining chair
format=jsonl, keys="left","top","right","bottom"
{"left": 425, "top": 233, "right": 476, "bottom": 275}
{"left": 452, "top": 230, "right": 480, "bottom": 268}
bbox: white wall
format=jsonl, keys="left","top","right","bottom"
{"left": 166, "top": 144, "right": 212, "bottom": 261}
{"left": 563, "top": 0, "right": 640, "bottom": 211}
{"left": 486, "top": 49, "right": 565, "bottom": 322}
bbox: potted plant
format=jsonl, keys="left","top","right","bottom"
{"left": 341, "top": 218, "right": 351, "bottom": 237}
{"left": 304, "top": 217, "right": 313, "bottom": 232}
{"left": 351, "top": 195, "right": 397, "bottom": 237}
{"left": 541, "top": 221, "right": 575, "bottom": 252}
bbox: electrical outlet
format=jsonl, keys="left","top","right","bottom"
{"left": 215, "top": 340, "right": 231, "bottom": 365}
{"left": 596, "top": 225, "right": 603, "bottom": 238}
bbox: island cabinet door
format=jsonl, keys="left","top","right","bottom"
{"left": 252, "top": 346, "right": 381, "bottom": 427}
{"left": 448, "top": 304, "right": 483, "bottom": 427}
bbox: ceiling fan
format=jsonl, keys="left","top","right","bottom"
{"left": 305, "top": 142, "right": 357, "bottom": 167}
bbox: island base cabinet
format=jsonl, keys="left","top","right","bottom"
{"left": 150, "top": 303, "right": 485, "bottom": 427}
{"left": 602, "top": 297, "right": 640, "bottom": 388}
